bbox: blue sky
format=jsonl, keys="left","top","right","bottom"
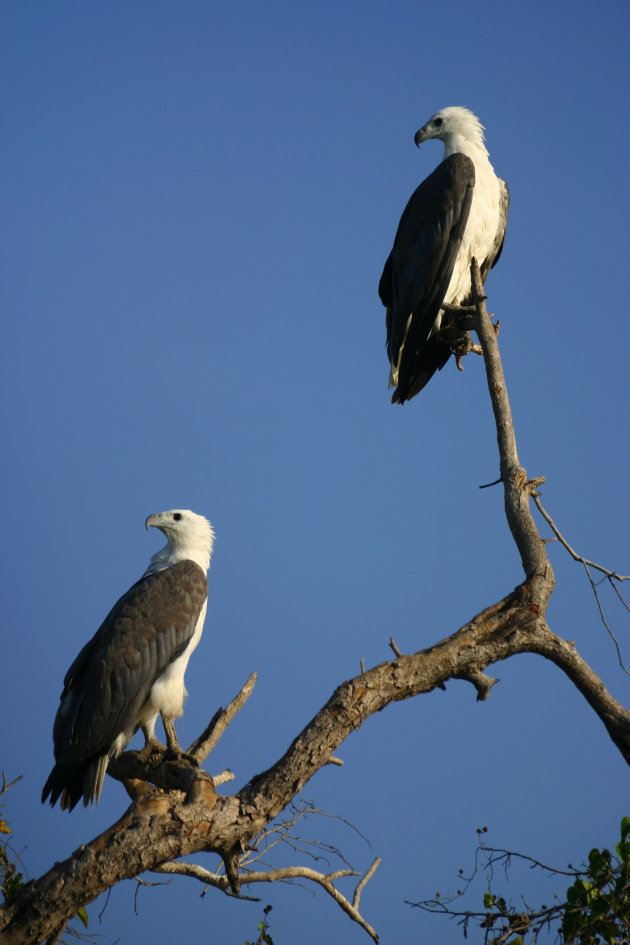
{"left": 1, "top": 1, "right": 629, "bottom": 942}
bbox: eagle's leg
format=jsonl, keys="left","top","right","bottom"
{"left": 162, "top": 715, "right": 180, "bottom": 752}
{"left": 161, "top": 714, "right": 199, "bottom": 765}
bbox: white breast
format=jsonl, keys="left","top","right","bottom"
{"left": 134, "top": 599, "right": 208, "bottom": 739}
{"left": 445, "top": 157, "right": 502, "bottom": 306}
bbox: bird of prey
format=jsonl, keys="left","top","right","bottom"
{"left": 42, "top": 509, "right": 215, "bottom": 811}
{"left": 379, "top": 106, "right": 509, "bottom": 403}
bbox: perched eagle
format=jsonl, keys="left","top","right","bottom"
{"left": 379, "top": 106, "right": 509, "bottom": 403}
{"left": 42, "top": 509, "right": 215, "bottom": 811}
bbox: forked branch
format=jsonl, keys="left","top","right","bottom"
{"left": 2, "top": 274, "right": 629, "bottom": 945}
{"left": 154, "top": 858, "right": 382, "bottom": 942}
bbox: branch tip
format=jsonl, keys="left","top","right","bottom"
{"left": 479, "top": 476, "right": 503, "bottom": 489}
{"left": 212, "top": 769, "right": 235, "bottom": 786}
{"left": 457, "top": 669, "right": 499, "bottom": 702}
{"left": 353, "top": 857, "right": 382, "bottom": 910}
{"left": 188, "top": 670, "right": 258, "bottom": 761}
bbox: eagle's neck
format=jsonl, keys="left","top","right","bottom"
{"left": 144, "top": 532, "right": 214, "bottom": 577}
{"left": 443, "top": 133, "right": 489, "bottom": 165}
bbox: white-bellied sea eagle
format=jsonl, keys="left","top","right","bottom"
{"left": 379, "top": 107, "right": 509, "bottom": 403}
{"left": 42, "top": 509, "right": 215, "bottom": 811}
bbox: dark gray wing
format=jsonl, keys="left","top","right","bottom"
{"left": 42, "top": 559, "right": 207, "bottom": 810}
{"left": 379, "top": 153, "right": 475, "bottom": 403}
{"left": 481, "top": 177, "right": 509, "bottom": 280}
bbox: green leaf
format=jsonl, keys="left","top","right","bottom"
{"left": 2, "top": 869, "right": 23, "bottom": 900}
{"left": 615, "top": 816, "right": 630, "bottom": 861}
{"left": 76, "top": 906, "right": 89, "bottom": 928}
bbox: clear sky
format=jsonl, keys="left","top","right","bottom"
{"left": 1, "top": 1, "right": 629, "bottom": 942}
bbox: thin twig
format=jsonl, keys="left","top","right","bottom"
{"left": 478, "top": 846, "right": 580, "bottom": 879}
{"left": 533, "top": 494, "right": 630, "bottom": 675}
{"left": 240, "top": 800, "right": 366, "bottom": 872}
{"left": 533, "top": 495, "right": 629, "bottom": 581}
{"left": 611, "top": 580, "right": 630, "bottom": 614}
{"left": 581, "top": 561, "right": 630, "bottom": 676}
{"left": 353, "top": 858, "right": 381, "bottom": 909}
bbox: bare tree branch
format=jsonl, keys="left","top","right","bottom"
{"left": 532, "top": 495, "right": 630, "bottom": 581}
{"left": 154, "top": 859, "right": 382, "bottom": 941}
{"left": 470, "top": 260, "right": 553, "bottom": 594}
{"left": 4, "top": 572, "right": 628, "bottom": 942}
{"left": 1, "top": 774, "right": 23, "bottom": 798}
{"left": 353, "top": 858, "right": 382, "bottom": 910}
{"left": 3, "top": 270, "right": 629, "bottom": 944}
{"left": 532, "top": 488, "right": 630, "bottom": 675}
{"left": 188, "top": 671, "right": 258, "bottom": 762}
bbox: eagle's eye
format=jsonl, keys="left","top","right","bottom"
{"left": 173, "top": 513, "right": 182, "bottom": 521}
{"left": 434, "top": 117, "right": 443, "bottom": 127}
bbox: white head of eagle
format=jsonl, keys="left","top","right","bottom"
{"left": 42, "top": 509, "right": 215, "bottom": 811}
{"left": 379, "top": 106, "right": 509, "bottom": 403}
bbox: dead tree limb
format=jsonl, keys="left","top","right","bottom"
{"left": 4, "top": 579, "right": 628, "bottom": 943}
{"left": 2, "top": 266, "right": 629, "bottom": 944}
{"left": 188, "top": 670, "right": 258, "bottom": 762}
{"left": 470, "top": 260, "right": 553, "bottom": 594}
{"left": 154, "top": 859, "right": 382, "bottom": 942}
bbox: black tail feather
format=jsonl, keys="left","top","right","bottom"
{"left": 41, "top": 756, "right": 106, "bottom": 812}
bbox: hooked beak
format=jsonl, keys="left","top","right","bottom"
{"left": 145, "top": 513, "right": 162, "bottom": 531}
{"left": 414, "top": 125, "right": 429, "bottom": 148}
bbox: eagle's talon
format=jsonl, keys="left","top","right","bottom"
{"left": 137, "top": 738, "right": 166, "bottom": 761}
{"left": 164, "top": 748, "right": 199, "bottom": 767}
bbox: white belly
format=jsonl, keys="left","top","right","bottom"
{"left": 134, "top": 600, "right": 207, "bottom": 739}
